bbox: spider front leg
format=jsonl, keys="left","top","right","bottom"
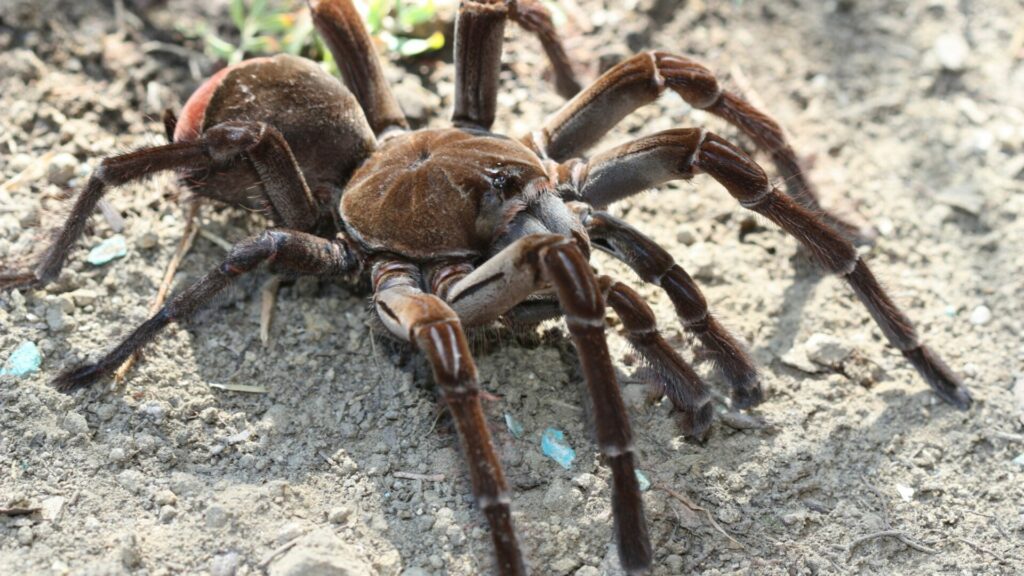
{"left": 530, "top": 51, "right": 871, "bottom": 242}
{"left": 444, "top": 235, "right": 652, "bottom": 573}
{"left": 53, "top": 229, "right": 361, "bottom": 392}
{"left": 0, "top": 121, "right": 321, "bottom": 290}
{"left": 452, "top": 0, "right": 581, "bottom": 130}
{"left": 567, "top": 128, "right": 972, "bottom": 409}
{"left": 371, "top": 261, "right": 525, "bottom": 576}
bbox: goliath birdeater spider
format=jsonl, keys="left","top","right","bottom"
{"left": 0, "top": 1, "right": 972, "bottom": 574}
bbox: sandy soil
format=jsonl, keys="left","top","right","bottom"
{"left": 2, "top": 0, "right": 1023, "bottom": 574}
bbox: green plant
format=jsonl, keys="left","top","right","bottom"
{"left": 201, "top": 0, "right": 447, "bottom": 71}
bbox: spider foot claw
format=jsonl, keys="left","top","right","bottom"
{"left": 52, "top": 363, "right": 108, "bottom": 393}
{"left": 728, "top": 372, "right": 764, "bottom": 410}
{"left": 903, "top": 345, "right": 973, "bottom": 410}
{"left": 677, "top": 400, "right": 714, "bottom": 441}
{"left": 724, "top": 364, "right": 765, "bottom": 405}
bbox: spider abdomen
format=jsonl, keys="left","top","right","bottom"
{"left": 175, "top": 54, "right": 376, "bottom": 213}
{"left": 340, "top": 128, "right": 550, "bottom": 261}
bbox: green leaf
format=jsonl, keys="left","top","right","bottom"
{"left": 366, "top": 0, "right": 391, "bottom": 33}
{"left": 229, "top": 0, "right": 247, "bottom": 31}
{"left": 397, "top": 30, "right": 445, "bottom": 56}
{"left": 397, "top": 0, "right": 436, "bottom": 30}
{"left": 284, "top": 12, "right": 315, "bottom": 55}
{"left": 205, "top": 33, "right": 238, "bottom": 61}
{"left": 249, "top": 0, "right": 267, "bottom": 21}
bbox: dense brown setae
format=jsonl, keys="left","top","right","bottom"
{"left": 0, "top": 1, "right": 972, "bottom": 574}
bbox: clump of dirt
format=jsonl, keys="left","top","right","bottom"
{"left": 1, "top": 1, "right": 1022, "bottom": 575}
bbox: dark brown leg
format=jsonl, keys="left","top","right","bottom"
{"left": 372, "top": 261, "right": 525, "bottom": 576}
{"left": 452, "top": 0, "right": 583, "bottom": 130}
{"left": 531, "top": 51, "right": 867, "bottom": 240}
{"left": 308, "top": 0, "right": 409, "bottom": 136}
{"left": 568, "top": 129, "right": 972, "bottom": 409}
{"left": 53, "top": 229, "right": 361, "bottom": 392}
{"left": 452, "top": 0, "right": 508, "bottom": 130}
{"left": 0, "top": 121, "right": 320, "bottom": 290}
{"left": 584, "top": 209, "right": 762, "bottom": 409}
{"left": 599, "top": 276, "right": 714, "bottom": 438}
{"left": 445, "top": 235, "right": 652, "bottom": 573}
{"left": 509, "top": 0, "right": 581, "bottom": 98}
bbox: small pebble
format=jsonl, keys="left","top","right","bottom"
{"left": 1012, "top": 453, "right": 1024, "bottom": 467}
{"left": 896, "top": 484, "right": 915, "bottom": 502}
{"left": 327, "top": 506, "right": 351, "bottom": 524}
{"left": 933, "top": 33, "right": 970, "bottom": 71}
{"left": 70, "top": 289, "right": 99, "bottom": 307}
{"left": 62, "top": 411, "right": 89, "bottom": 435}
{"left": 875, "top": 217, "right": 895, "bottom": 236}
{"left": 804, "top": 333, "right": 852, "bottom": 367}
{"left": 676, "top": 226, "right": 697, "bottom": 246}
{"left": 45, "top": 306, "right": 65, "bottom": 331}
{"left": 210, "top": 552, "right": 241, "bottom": 576}
{"left": 109, "top": 447, "right": 127, "bottom": 463}
{"left": 158, "top": 505, "right": 177, "bottom": 523}
{"left": 716, "top": 504, "right": 742, "bottom": 524}
{"left": 635, "top": 470, "right": 651, "bottom": 492}
{"left": 154, "top": 489, "right": 177, "bottom": 506}
{"left": 969, "top": 305, "right": 991, "bottom": 325}
{"left": 572, "top": 473, "right": 598, "bottom": 492}
{"left": 686, "top": 242, "right": 716, "bottom": 280}
{"left": 205, "top": 505, "right": 231, "bottom": 529}
{"left": 782, "top": 511, "right": 807, "bottom": 526}
{"left": 47, "top": 152, "right": 79, "bottom": 186}
{"left": 86, "top": 234, "right": 128, "bottom": 266}
{"left": 540, "top": 428, "right": 576, "bottom": 470}
{"left": 136, "top": 232, "right": 159, "bottom": 250}
{"left": 1, "top": 341, "right": 42, "bottom": 377}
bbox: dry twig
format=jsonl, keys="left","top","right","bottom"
{"left": 114, "top": 202, "right": 200, "bottom": 382}
{"left": 260, "top": 275, "right": 282, "bottom": 345}
{"left": 845, "top": 529, "right": 937, "bottom": 559}
{"left": 657, "top": 485, "right": 744, "bottom": 549}
{"left": 394, "top": 471, "right": 446, "bottom": 482}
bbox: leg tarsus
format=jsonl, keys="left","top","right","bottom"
{"left": 584, "top": 210, "right": 764, "bottom": 409}
{"left": 902, "top": 345, "right": 972, "bottom": 410}
{"left": 601, "top": 276, "right": 714, "bottom": 438}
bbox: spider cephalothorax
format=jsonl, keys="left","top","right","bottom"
{"left": 340, "top": 128, "right": 569, "bottom": 260}
{"left": 0, "top": 1, "right": 972, "bottom": 574}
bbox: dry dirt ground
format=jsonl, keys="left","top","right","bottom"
{"left": 2, "top": 0, "right": 1023, "bottom": 575}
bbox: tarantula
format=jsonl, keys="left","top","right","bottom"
{"left": 1, "top": 1, "right": 972, "bottom": 574}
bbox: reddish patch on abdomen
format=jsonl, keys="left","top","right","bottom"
{"left": 173, "top": 58, "right": 270, "bottom": 142}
